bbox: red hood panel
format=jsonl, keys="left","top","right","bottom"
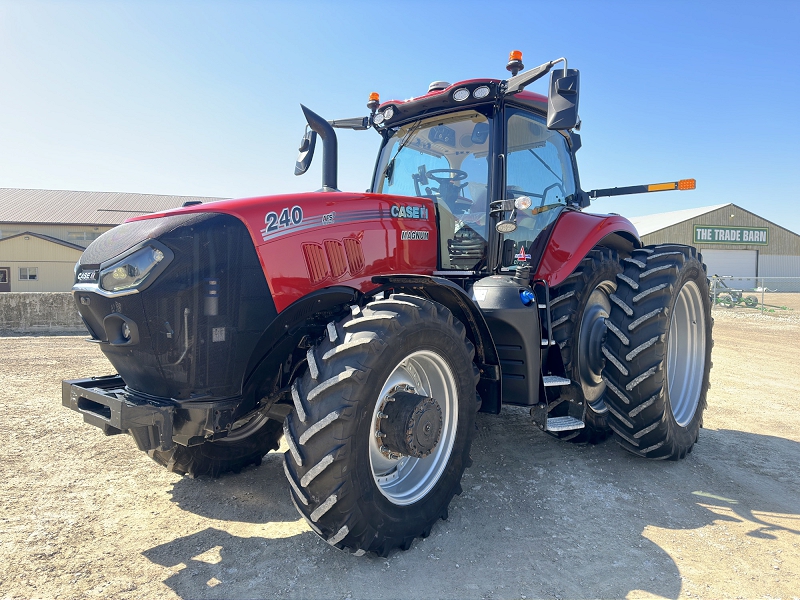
{"left": 130, "top": 192, "right": 438, "bottom": 312}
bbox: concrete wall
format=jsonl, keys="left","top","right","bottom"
{"left": 0, "top": 293, "right": 85, "bottom": 334}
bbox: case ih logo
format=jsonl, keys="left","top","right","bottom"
{"left": 514, "top": 245, "right": 531, "bottom": 261}
{"left": 391, "top": 204, "right": 429, "bottom": 220}
{"left": 77, "top": 269, "right": 98, "bottom": 282}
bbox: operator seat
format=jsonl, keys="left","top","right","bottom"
{"left": 438, "top": 185, "right": 488, "bottom": 271}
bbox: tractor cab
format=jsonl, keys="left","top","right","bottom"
{"left": 299, "top": 51, "right": 584, "bottom": 278}
{"left": 369, "top": 95, "right": 580, "bottom": 275}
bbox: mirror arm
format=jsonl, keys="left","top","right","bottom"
{"left": 504, "top": 57, "right": 567, "bottom": 95}
{"left": 329, "top": 117, "right": 370, "bottom": 130}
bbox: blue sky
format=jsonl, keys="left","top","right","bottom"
{"left": 1, "top": 0, "right": 799, "bottom": 234}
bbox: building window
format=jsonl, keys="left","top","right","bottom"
{"left": 19, "top": 267, "right": 38, "bottom": 281}
{"left": 67, "top": 231, "right": 102, "bottom": 242}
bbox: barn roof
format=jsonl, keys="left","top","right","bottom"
{"left": 0, "top": 188, "right": 227, "bottom": 226}
{"left": 628, "top": 204, "right": 730, "bottom": 236}
{"left": 0, "top": 231, "right": 87, "bottom": 251}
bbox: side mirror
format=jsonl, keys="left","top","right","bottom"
{"left": 294, "top": 129, "right": 317, "bottom": 176}
{"left": 546, "top": 68, "right": 580, "bottom": 130}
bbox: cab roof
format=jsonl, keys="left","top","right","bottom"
{"left": 376, "top": 78, "right": 547, "bottom": 128}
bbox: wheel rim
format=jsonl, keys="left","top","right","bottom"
{"left": 369, "top": 350, "right": 458, "bottom": 506}
{"left": 667, "top": 280, "right": 706, "bottom": 427}
{"left": 219, "top": 413, "right": 269, "bottom": 443}
{"left": 577, "top": 280, "right": 617, "bottom": 411}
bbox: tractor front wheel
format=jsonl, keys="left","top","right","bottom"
{"left": 282, "top": 294, "right": 479, "bottom": 556}
{"left": 602, "top": 245, "right": 712, "bottom": 459}
{"left": 148, "top": 414, "right": 283, "bottom": 477}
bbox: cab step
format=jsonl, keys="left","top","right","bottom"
{"left": 546, "top": 416, "right": 585, "bottom": 432}
{"left": 541, "top": 338, "right": 556, "bottom": 346}
{"left": 543, "top": 375, "right": 571, "bottom": 387}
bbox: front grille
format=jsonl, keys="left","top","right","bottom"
{"left": 75, "top": 213, "right": 277, "bottom": 400}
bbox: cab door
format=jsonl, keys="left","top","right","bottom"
{"left": 499, "top": 106, "right": 578, "bottom": 271}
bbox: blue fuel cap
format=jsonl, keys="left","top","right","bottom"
{"left": 520, "top": 290, "right": 535, "bottom": 306}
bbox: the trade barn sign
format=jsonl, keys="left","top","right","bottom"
{"left": 693, "top": 225, "right": 769, "bottom": 245}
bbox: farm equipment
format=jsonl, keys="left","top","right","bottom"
{"left": 711, "top": 276, "right": 759, "bottom": 308}
{"left": 63, "top": 51, "right": 712, "bottom": 556}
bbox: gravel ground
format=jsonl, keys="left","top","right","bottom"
{"left": 1, "top": 310, "right": 799, "bottom": 600}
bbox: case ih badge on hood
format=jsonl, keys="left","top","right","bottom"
{"left": 63, "top": 50, "right": 709, "bottom": 558}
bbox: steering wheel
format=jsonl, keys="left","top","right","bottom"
{"left": 426, "top": 169, "right": 468, "bottom": 184}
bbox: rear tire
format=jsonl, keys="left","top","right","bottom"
{"left": 546, "top": 248, "right": 620, "bottom": 443}
{"left": 148, "top": 414, "right": 283, "bottom": 478}
{"left": 282, "top": 294, "right": 479, "bottom": 556}
{"left": 602, "top": 245, "right": 712, "bottom": 459}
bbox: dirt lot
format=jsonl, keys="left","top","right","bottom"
{"left": 1, "top": 309, "right": 799, "bottom": 600}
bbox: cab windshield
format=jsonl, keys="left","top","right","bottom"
{"left": 373, "top": 110, "right": 492, "bottom": 271}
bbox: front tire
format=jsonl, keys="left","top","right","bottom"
{"left": 282, "top": 294, "right": 479, "bottom": 556}
{"left": 148, "top": 414, "right": 283, "bottom": 477}
{"left": 602, "top": 245, "right": 713, "bottom": 459}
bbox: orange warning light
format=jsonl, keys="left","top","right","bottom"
{"left": 369, "top": 92, "right": 380, "bottom": 102}
{"left": 647, "top": 182, "right": 676, "bottom": 192}
{"left": 509, "top": 50, "right": 523, "bottom": 62}
{"left": 678, "top": 178, "right": 696, "bottom": 190}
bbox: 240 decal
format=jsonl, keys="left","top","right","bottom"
{"left": 261, "top": 206, "right": 303, "bottom": 241}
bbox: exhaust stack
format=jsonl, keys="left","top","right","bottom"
{"left": 300, "top": 104, "right": 338, "bottom": 192}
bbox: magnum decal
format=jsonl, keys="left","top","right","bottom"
{"left": 400, "top": 230, "right": 430, "bottom": 241}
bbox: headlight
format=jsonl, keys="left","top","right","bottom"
{"left": 99, "top": 245, "right": 171, "bottom": 292}
{"left": 452, "top": 88, "right": 470, "bottom": 102}
{"left": 473, "top": 86, "right": 490, "bottom": 99}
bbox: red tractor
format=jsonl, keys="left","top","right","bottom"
{"left": 63, "top": 52, "right": 712, "bottom": 557}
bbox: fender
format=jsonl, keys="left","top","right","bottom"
{"left": 238, "top": 286, "right": 361, "bottom": 419}
{"left": 535, "top": 210, "right": 640, "bottom": 287}
{"left": 372, "top": 274, "right": 502, "bottom": 414}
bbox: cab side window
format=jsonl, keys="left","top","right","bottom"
{"left": 506, "top": 109, "right": 576, "bottom": 206}
{"left": 503, "top": 109, "right": 576, "bottom": 266}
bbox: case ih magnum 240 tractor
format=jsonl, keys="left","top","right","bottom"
{"left": 64, "top": 53, "right": 712, "bottom": 557}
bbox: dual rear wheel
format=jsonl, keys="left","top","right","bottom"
{"left": 601, "top": 245, "right": 713, "bottom": 459}
{"left": 547, "top": 244, "right": 712, "bottom": 460}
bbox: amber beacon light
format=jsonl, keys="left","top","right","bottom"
{"left": 506, "top": 50, "right": 524, "bottom": 76}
